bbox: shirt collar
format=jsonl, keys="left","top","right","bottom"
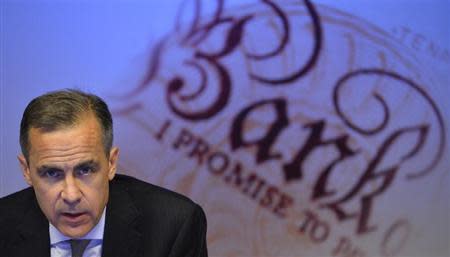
{"left": 49, "top": 207, "right": 106, "bottom": 244}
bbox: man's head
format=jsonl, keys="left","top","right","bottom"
{"left": 17, "top": 89, "right": 119, "bottom": 238}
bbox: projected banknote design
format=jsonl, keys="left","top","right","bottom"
{"left": 113, "top": 1, "right": 447, "bottom": 256}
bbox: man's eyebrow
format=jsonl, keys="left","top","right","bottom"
{"left": 74, "top": 160, "right": 99, "bottom": 170}
{"left": 36, "top": 160, "right": 99, "bottom": 172}
{"left": 36, "top": 165, "right": 63, "bottom": 174}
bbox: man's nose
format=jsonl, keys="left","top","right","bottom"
{"left": 61, "top": 174, "right": 82, "bottom": 205}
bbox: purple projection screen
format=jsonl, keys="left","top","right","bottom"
{"left": 1, "top": 1, "right": 449, "bottom": 256}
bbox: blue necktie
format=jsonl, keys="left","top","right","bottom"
{"left": 69, "top": 239, "right": 91, "bottom": 257}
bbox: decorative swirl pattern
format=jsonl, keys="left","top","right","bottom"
{"left": 248, "top": 0, "right": 322, "bottom": 85}
{"left": 244, "top": 0, "right": 289, "bottom": 60}
{"left": 166, "top": 55, "right": 231, "bottom": 121}
{"left": 122, "top": 0, "right": 324, "bottom": 119}
{"left": 332, "top": 68, "right": 445, "bottom": 179}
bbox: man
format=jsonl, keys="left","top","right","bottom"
{"left": 0, "top": 90, "right": 208, "bottom": 257}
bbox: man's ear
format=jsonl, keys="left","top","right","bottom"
{"left": 108, "top": 147, "right": 119, "bottom": 181}
{"left": 18, "top": 154, "right": 33, "bottom": 186}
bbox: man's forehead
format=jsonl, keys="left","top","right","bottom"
{"left": 28, "top": 121, "right": 103, "bottom": 158}
{"left": 29, "top": 126, "right": 98, "bottom": 144}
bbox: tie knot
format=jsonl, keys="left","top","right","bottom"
{"left": 69, "top": 239, "right": 91, "bottom": 257}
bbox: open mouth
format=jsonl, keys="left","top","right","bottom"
{"left": 61, "top": 212, "right": 87, "bottom": 223}
{"left": 63, "top": 213, "right": 83, "bottom": 218}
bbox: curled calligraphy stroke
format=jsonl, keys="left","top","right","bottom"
{"left": 177, "top": 0, "right": 225, "bottom": 47}
{"left": 123, "top": 38, "right": 167, "bottom": 98}
{"left": 176, "top": 60, "right": 207, "bottom": 101}
{"left": 181, "top": 0, "right": 322, "bottom": 84}
{"left": 166, "top": 55, "right": 231, "bottom": 121}
{"left": 247, "top": 0, "right": 322, "bottom": 85}
{"left": 244, "top": 0, "right": 289, "bottom": 60}
{"left": 123, "top": 0, "right": 322, "bottom": 120}
{"left": 332, "top": 68, "right": 446, "bottom": 179}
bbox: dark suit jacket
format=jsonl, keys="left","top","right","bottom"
{"left": 0, "top": 174, "right": 208, "bottom": 257}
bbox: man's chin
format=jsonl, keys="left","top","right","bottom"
{"left": 57, "top": 222, "right": 93, "bottom": 238}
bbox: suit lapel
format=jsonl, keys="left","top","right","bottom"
{"left": 14, "top": 194, "right": 50, "bottom": 257}
{"left": 102, "top": 181, "right": 143, "bottom": 257}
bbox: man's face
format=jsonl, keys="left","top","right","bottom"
{"left": 18, "top": 114, "right": 118, "bottom": 238}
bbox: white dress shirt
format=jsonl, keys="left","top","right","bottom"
{"left": 49, "top": 208, "right": 106, "bottom": 257}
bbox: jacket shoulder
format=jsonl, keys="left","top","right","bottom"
{"left": 0, "top": 187, "right": 35, "bottom": 243}
{"left": 0, "top": 187, "right": 35, "bottom": 218}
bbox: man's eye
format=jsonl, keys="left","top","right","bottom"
{"left": 77, "top": 167, "right": 93, "bottom": 176}
{"left": 45, "top": 169, "right": 62, "bottom": 178}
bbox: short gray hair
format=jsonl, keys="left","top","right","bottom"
{"left": 19, "top": 89, "right": 113, "bottom": 161}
